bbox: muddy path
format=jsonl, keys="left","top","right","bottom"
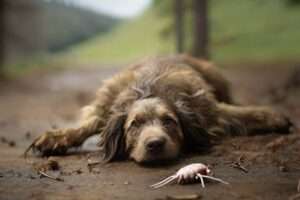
{"left": 0, "top": 63, "right": 299, "bottom": 200}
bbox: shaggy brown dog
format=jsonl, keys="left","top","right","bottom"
{"left": 26, "top": 55, "right": 292, "bottom": 163}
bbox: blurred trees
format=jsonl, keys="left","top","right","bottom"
{"left": 3, "top": 0, "right": 44, "bottom": 65}
{"left": 192, "top": 0, "right": 209, "bottom": 59}
{"left": 0, "top": 1, "right": 4, "bottom": 76}
{"left": 154, "top": 0, "right": 209, "bottom": 59}
{"left": 0, "top": 0, "right": 118, "bottom": 69}
{"left": 287, "top": 0, "right": 300, "bottom": 5}
{"left": 174, "top": 0, "right": 184, "bottom": 53}
{"left": 43, "top": 1, "right": 119, "bottom": 52}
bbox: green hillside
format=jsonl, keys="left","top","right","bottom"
{"left": 43, "top": 1, "right": 119, "bottom": 52}
{"left": 65, "top": 0, "right": 300, "bottom": 64}
{"left": 64, "top": 9, "right": 174, "bottom": 65}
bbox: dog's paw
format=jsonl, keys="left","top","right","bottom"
{"left": 270, "top": 113, "right": 294, "bottom": 134}
{"left": 25, "top": 130, "right": 69, "bottom": 157}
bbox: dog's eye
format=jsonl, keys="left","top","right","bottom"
{"left": 130, "top": 120, "right": 140, "bottom": 129}
{"left": 162, "top": 116, "right": 177, "bottom": 126}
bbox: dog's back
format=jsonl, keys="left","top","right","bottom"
{"left": 129, "top": 55, "right": 232, "bottom": 103}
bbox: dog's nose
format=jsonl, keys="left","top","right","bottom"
{"left": 146, "top": 137, "right": 166, "bottom": 153}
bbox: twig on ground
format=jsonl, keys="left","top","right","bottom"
{"left": 38, "top": 170, "right": 64, "bottom": 182}
{"left": 229, "top": 155, "right": 248, "bottom": 173}
{"left": 87, "top": 159, "right": 102, "bottom": 172}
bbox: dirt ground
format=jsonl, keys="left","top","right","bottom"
{"left": 0, "top": 63, "right": 300, "bottom": 200}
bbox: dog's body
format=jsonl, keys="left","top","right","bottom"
{"left": 29, "top": 55, "right": 291, "bottom": 163}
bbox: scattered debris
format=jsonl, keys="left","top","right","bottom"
{"left": 27, "top": 174, "right": 36, "bottom": 180}
{"left": 87, "top": 159, "right": 101, "bottom": 172}
{"left": 51, "top": 124, "right": 58, "bottom": 129}
{"left": 0, "top": 136, "right": 7, "bottom": 143}
{"left": 91, "top": 167, "right": 101, "bottom": 174}
{"left": 104, "top": 182, "right": 114, "bottom": 186}
{"left": 157, "top": 194, "right": 202, "bottom": 200}
{"left": 35, "top": 158, "right": 60, "bottom": 172}
{"left": 74, "top": 168, "right": 83, "bottom": 174}
{"left": 151, "top": 163, "right": 229, "bottom": 189}
{"left": 0, "top": 136, "right": 16, "bottom": 147}
{"left": 279, "top": 165, "right": 289, "bottom": 173}
{"left": 67, "top": 185, "right": 74, "bottom": 190}
{"left": 31, "top": 158, "right": 63, "bottom": 182}
{"left": 61, "top": 168, "right": 83, "bottom": 176}
{"left": 25, "top": 131, "right": 31, "bottom": 140}
{"left": 38, "top": 170, "right": 64, "bottom": 182}
{"left": 8, "top": 140, "right": 16, "bottom": 147}
{"left": 229, "top": 155, "right": 248, "bottom": 173}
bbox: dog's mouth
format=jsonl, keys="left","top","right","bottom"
{"left": 131, "top": 145, "right": 180, "bottom": 165}
{"left": 136, "top": 154, "right": 180, "bottom": 167}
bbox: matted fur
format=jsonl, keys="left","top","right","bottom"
{"left": 27, "top": 55, "right": 292, "bottom": 163}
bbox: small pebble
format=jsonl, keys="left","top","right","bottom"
{"left": 28, "top": 174, "right": 36, "bottom": 179}
{"left": 67, "top": 185, "right": 74, "bottom": 190}
{"left": 51, "top": 124, "right": 58, "bottom": 129}
{"left": 91, "top": 168, "right": 101, "bottom": 174}
{"left": 279, "top": 166, "right": 288, "bottom": 172}
{"left": 25, "top": 131, "right": 31, "bottom": 139}
{"left": 8, "top": 141, "right": 16, "bottom": 147}
{"left": 0, "top": 136, "right": 7, "bottom": 143}
{"left": 75, "top": 169, "right": 82, "bottom": 174}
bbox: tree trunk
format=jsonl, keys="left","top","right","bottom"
{"left": 174, "top": 0, "right": 184, "bottom": 53}
{"left": 0, "top": 0, "right": 5, "bottom": 76}
{"left": 192, "top": 0, "right": 209, "bottom": 59}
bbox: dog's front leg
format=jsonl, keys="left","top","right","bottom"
{"left": 217, "top": 103, "right": 293, "bottom": 135}
{"left": 25, "top": 116, "right": 101, "bottom": 156}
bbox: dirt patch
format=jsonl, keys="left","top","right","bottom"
{"left": 0, "top": 64, "right": 299, "bottom": 200}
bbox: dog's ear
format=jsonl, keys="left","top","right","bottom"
{"left": 98, "top": 113, "right": 127, "bottom": 162}
{"left": 176, "top": 107, "right": 213, "bottom": 152}
{"left": 174, "top": 96, "right": 216, "bottom": 152}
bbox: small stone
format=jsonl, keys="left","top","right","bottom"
{"left": 92, "top": 168, "right": 101, "bottom": 174}
{"left": 75, "top": 169, "right": 82, "bottom": 174}
{"left": 47, "top": 159, "right": 60, "bottom": 171}
{"left": 8, "top": 140, "right": 16, "bottom": 147}
{"left": 25, "top": 131, "right": 31, "bottom": 139}
{"left": 279, "top": 166, "right": 288, "bottom": 172}
{"left": 51, "top": 124, "right": 58, "bottom": 129}
{"left": 124, "top": 181, "right": 130, "bottom": 185}
{"left": 67, "top": 185, "right": 74, "bottom": 190}
{"left": 28, "top": 174, "right": 36, "bottom": 179}
{"left": 0, "top": 136, "right": 7, "bottom": 143}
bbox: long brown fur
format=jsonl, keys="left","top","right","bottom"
{"left": 26, "top": 55, "right": 292, "bottom": 163}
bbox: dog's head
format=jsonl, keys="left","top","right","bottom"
{"left": 124, "top": 98, "right": 184, "bottom": 163}
{"left": 99, "top": 85, "right": 219, "bottom": 164}
{"left": 99, "top": 97, "right": 184, "bottom": 164}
